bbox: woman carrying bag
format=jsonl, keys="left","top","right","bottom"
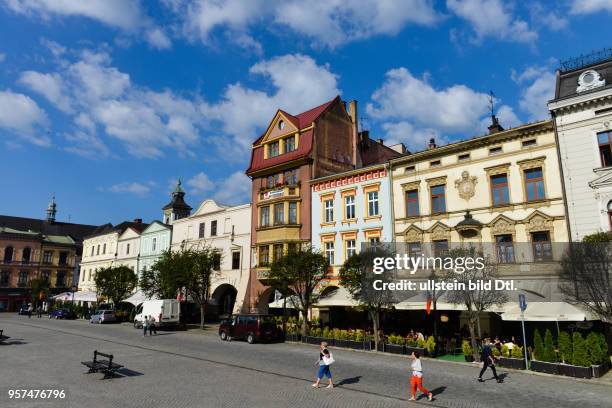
{"left": 312, "top": 342, "right": 334, "bottom": 389}
{"left": 410, "top": 351, "right": 433, "bottom": 401}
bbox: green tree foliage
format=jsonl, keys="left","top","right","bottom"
{"left": 586, "top": 332, "right": 603, "bottom": 365}
{"left": 572, "top": 332, "right": 590, "bottom": 367}
{"left": 557, "top": 331, "right": 572, "bottom": 364}
{"left": 140, "top": 249, "right": 183, "bottom": 299}
{"left": 533, "top": 329, "right": 544, "bottom": 361}
{"left": 180, "top": 247, "right": 220, "bottom": 329}
{"left": 94, "top": 266, "right": 137, "bottom": 305}
{"left": 511, "top": 345, "right": 523, "bottom": 359}
{"left": 268, "top": 246, "right": 329, "bottom": 336}
{"left": 28, "top": 277, "right": 50, "bottom": 305}
{"left": 542, "top": 329, "right": 557, "bottom": 362}
{"left": 582, "top": 232, "right": 612, "bottom": 243}
{"left": 598, "top": 333, "right": 609, "bottom": 364}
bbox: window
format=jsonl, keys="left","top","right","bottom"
{"left": 56, "top": 271, "right": 66, "bottom": 287}
{"left": 18, "top": 271, "right": 28, "bottom": 287}
{"left": 259, "top": 246, "right": 269, "bottom": 266}
{"left": 430, "top": 185, "right": 446, "bottom": 214}
{"left": 152, "top": 238, "right": 157, "bottom": 251}
{"left": 269, "top": 141, "right": 280, "bottom": 158}
{"left": 213, "top": 252, "right": 221, "bottom": 271}
{"left": 285, "top": 135, "right": 296, "bottom": 152}
{"left": 430, "top": 160, "right": 441, "bottom": 168}
{"left": 22, "top": 247, "right": 31, "bottom": 264}
{"left": 103, "top": 243, "right": 106, "bottom": 254}
{"left": 598, "top": 131, "right": 612, "bottom": 167}
{"left": 91, "top": 246, "right": 94, "bottom": 257}
{"left": 345, "top": 195, "right": 356, "bottom": 219}
{"left": 524, "top": 167, "right": 545, "bottom": 201}
{"left": 489, "top": 146, "right": 502, "bottom": 155}
{"left": 211, "top": 220, "right": 217, "bottom": 236}
{"left": 41, "top": 270, "right": 50, "bottom": 282}
{"left": 288, "top": 202, "right": 297, "bottom": 224}
{"left": 407, "top": 242, "right": 422, "bottom": 257}
{"left": 273, "top": 244, "right": 284, "bottom": 260}
{"left": 433, "top": 240, "right": 448, "bottom": 258}
{"left": 284, "top": 169, "right": 297, "bottom": 185}
{"left": 59, "top": 251, "right": 68, "bottom": 265}
{"left": 96, "top": 245, "right": 100, "bottom": 255}
{"left": 231, "top": 251, "right": 240, "bottom": 270}
{"left": 43, "top": 251, "right": 53, "bottom": 264}
{"left": 522, "top": 139, "right": 537, "bottom": 148}
{"left": 346, "top": 239, "right": 356, "bottom": 260}
{"left": 405, "top": 189, "right": 419, "bottom": 217}
{"left": 405, "top": 165, "right": 415, "bottom": 173}
{"left": 267, "top": 176, "right": 274, "bottom": 189}
{"left": 369, "top": 237, "right": 380, "bottom": 246}
{"left": 287, "top": 242, "right": 298, "bottom": 254}
{"left": 491, "top": 174, "right": 510, "bottom": 206}
{"left": 324, "top": 241, "right": 335, "bottom": 265}
{"left": 126, "top": 243, "right": 130, "bottom": 255}
{"left": 3, "top": 246, "right": 13, "bottom": 263}
{"left": 495, "top": 235, "right": 515, "bottom": 263}
{"left": 458, "top": 153, "right": 470, "bottom": 162}
{"left": 260, "top": 206, "right": 270, "bottom": 227}
{"left": 324, "top": 199, "right": 334, "bottom": 223}
{"left": 274, "top": 203, "right": 284, "bottom": 225}
{"left": 0, "top": 271, "right": 9, "bottom": 286}
{"left": 532, "top": 231, "right": 552, "bottom": 261}
{"left": 367, "top": 191, "right": 379, "bottom": 216}
{"left": 199, "top": 222, "right": 205, "bottom": 238}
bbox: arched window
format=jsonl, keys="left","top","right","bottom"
{"left": 3, "top": 246, "right": 14, "bottom": 263}
{"left": 22, "top": 247, "right": 31, "bottom": 264}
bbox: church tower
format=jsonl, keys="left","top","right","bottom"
{"left": 46, "top": 195, "right": 57, "bottom": 223}
{"left": 162, "top": 180, "right": 192, "bottom": 225}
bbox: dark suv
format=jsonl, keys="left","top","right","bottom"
{"left": 219, "top": 314, "right": 280, "bottom": 344}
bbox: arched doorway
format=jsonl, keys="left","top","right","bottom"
{"left": 211, "top": 284, "right": 238, "bottom": 318}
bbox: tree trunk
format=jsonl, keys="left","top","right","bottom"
{"left": 476, "top": 312, "right": 482, "bottom": 338}
{"left": 469, "top": 315, "right": 479, "bottom": 362}
{"left": 370, "top": 308, "right": 379, "bottom": 351}
{"left": 200, "top": 303, "right": 206, "bottom": 330}
{"left": 301, "top": 309, "right": 308, "bottom": 337}
{"left": 282, "top": 297, "right": 287, "bottom": 335}
{"left": 433, "top": 303, "right": 439, "bottom": 356}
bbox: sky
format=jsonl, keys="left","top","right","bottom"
{"left": 0, "top": 0, "right": 611, "bottom": 226}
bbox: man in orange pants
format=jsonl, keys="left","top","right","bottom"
{"left": 410, "top": 351, "right": 433, "bottom": 401}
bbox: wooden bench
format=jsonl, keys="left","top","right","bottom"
{"left": 81, "top": 350, "right": 124, "bottom": 379}
{"left": 0, "top": 329, "right": 4, "bottom": 342}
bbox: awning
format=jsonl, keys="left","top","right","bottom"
{"left": 501, "top": 302, "right": 596, "bottom": 321}
{"left": 65, "top": 291, "right": 98, "bottom": 302}
{"left": 52, "top": 292, "right": 74, "bottom": 301}
{"left": 269, "top": 295, "right": 298, "bottom": 309}
{"left": 315, "top": 287, "right": 359, "bottom": 307}
{"left": 123, "top": 290, "right": 157, "bottom": 306}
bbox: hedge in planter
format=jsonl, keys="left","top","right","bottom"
{"left": 566, "top": 332, "right": 592, "bottom": 379}
{"left": 385, "top": 334, "right": 405, "bottom": 355}
{"left": 462, "top": 340, "right": 474, "bottom": 362}
{"left": 498, "top": 346, "right": 526, "bottom": 370}
{"left": 587, "top": 332, "right": 610, "bottom": 378}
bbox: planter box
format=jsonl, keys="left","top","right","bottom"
{"left": 564, "top": 364, "right": 592, "bottom": 379}
{"left": 385, "top": 344, "right": 405, "bottom": 355}
{"left": 464, "top": 355, "right": 474, "bottom": 362}
{"left": 343, "top": 340, "right": 365, "bottom": 350}
{"left": 302, "top": 336, "right": 333, "bottom": 346}
{"left": 531, "top": 360, "right": 559, "bottom": 375}
{"left": 405, "top": 346, "right": 426, "bottom": 357}
{"left": 284, "top": 333, "right": 301, "bottom": 342}
{"left": 334, "top": 339, "right": 348, "bottom": 348}
{"left": 592, "top": 361, "right": 610, "bottom": 378}
{"left": 498, "top": 357, "right": 526, "bottom": 370}
{"left": 376, "top": 342, "right": 385, "bottom": 352}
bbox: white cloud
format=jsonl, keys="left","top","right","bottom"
{"left": 101, "top": 182, "right": 152, "bottom": 196}
{"left": 382, "top": 121, "right": 446, "bottom": 152}
{"left": 446, "top": 0, "right": 537, "bottom": 43}
{"left": 19, "top": 70, "right": 73, "bottom": 113}
{"left": 0, "top": 90, "right": 50, "bottom": 146}
{"left": 512, "top": 66, "right": 555, "bottom": 121}
{"left": 0, "top": 53, "right": 5, "bottom": 62}
{"left": 173, "top": 0, "right": 439, "bottom": 49}
{"left": 571, "top": 0, "right": 612, "bottom": 14}
{"left": 145, "top": 28, "right": 172, "bottom": 50}
{"left": 187, "top": 172, "right": 215, "bottom": 195}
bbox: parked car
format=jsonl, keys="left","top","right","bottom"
{"left": 134, "top": 299, "right": 181, "bottom": 329}
{"left": 219, "top": 314, "right": 281, "bottom": 344}
{"left": 89, "top": 310, "right": 116, "bottom": 324}
{"left": 49, "top": 308, "right": 75, "bottom": 319}
{"left": 18, "top": 304, "right": 31, "bottom": 315}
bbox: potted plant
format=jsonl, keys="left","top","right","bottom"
{"left": 531, "top": 329, "right": 559, "bottom": 375}
{"left": 386, "top": 334, "right": 405, "bottom": 355}
{"left": 567, "top": 332, "right": 592, "bottom": 379}
{"left": 425, "top": 336, "right": 436, "bottom": 357}
{"left": 406, "top": 337, "right": 426, "bottom": 356}
{"left": 498, "top": 345, "right": 526, "bottom": 369}
{"left": 462, "top": 340, "right": 474, "bottom": 362}
{"left": 588, "top": 332, "right": 609, "bottom": 378}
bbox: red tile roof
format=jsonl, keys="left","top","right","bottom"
{"left": 247, "top": 96, "right": 339, "bottom": 174}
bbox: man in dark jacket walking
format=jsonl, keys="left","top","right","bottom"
{"left": 478, "top": 338, "right": 502, "bottom": 383}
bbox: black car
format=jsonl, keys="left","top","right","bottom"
{"left": 49, "top": 308, "right": 75, "bottom": 319}
{"left": 219, "top": 314, "right": 281, "bottom": 344}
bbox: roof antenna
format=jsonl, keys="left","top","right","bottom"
{"left": 488, "top": 90, "right": 495, "bottom": 117}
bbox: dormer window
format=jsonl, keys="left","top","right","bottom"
{"left": 269, "top": 141, "right": 280, "bottom": 158}
{"left": 285, "top": 135, "right": 296, "bottom": 152}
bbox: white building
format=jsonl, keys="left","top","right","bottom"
{"left": 171, "top": 200, "right": 251, "bottom": 315}
{"left": 115, "top": 227, "right": 142, "bottom": 272}
{"left": 78, "top": 220, "right": 148, "bottom": 292}
{"left": 549, "top": 51, "right": 612, "bottom": 240}
{"left": 139, "top": 221, "right": 172, "bottom": 283}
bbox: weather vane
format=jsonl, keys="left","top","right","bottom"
{"left": 488, "top": 90, "right": 495, "bottom": 116}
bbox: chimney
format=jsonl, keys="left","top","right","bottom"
{"left": 134, "top": 218, "right": 142, "bottom": 224}
{"left": 428, "top": 138, "right": 437, "bottom": 149}
{"left": 348, "top": 100, "right": 361, "bottom": 168}
{"left": 359, "top": 130, "right": 369, "bottom": 141}
{"left": 377, "top": 138, "right": 384, "bottom": 145}
{"left": 488, "top": 115, "right": 504, "bottom": 134}
{"left": 389, "top": 143, "right": 406, "bottom": 154}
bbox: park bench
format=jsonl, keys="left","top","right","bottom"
{"left": 0, "top": 329, "right": 5, "bottom": 343}
{"left": 81, "top": 350, "right": 124, "bottom": 379}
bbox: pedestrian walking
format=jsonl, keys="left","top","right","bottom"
{"left": 312, "top": 342, "right": 334, "bottom": 389}
{"left": 409, "top": 351, "right": 433, "bottom": 401}
{"left": 149, "top": 316, "right": 157, "bottom": 335}
{"left": 27, "top": 304, "right": 33, "bottom": 318}
{"left": 478, "top": 338, "right": 502, "bottom": 383}
{"left": 143, "top": 315, "right": 149, "bottom": 337}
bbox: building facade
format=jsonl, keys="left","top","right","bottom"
{"left": 115, "top": 226, "right": 143, "bottom": 272}
{"left": 138, "top": 221, "right": 172, "bottom": 284}
{"left": 548, "top": 50, "right": 612, "bottom": 240}
{"left": 245, "top": 96, "right": 401, "bottom": 312}
{"left": 171, "top": 200, "right": 251, "bottom": 315}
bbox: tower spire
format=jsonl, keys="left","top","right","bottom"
{"left": 46, "top": 194, "right": 57, "bottom": 223}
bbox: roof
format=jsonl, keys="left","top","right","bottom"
{"left": 554, "top": 55, "right": 612, "bottom": 100}
{"left": 359, "top": 137, "right": 403, "bottom": 166}
{"left": 84, "top": 220, "right": 149, "bottom": 239}
{"left": 247, "top": 97, "right": 340, "bottom": 175}
{"left": 0, "top": 215, "right": 98, "bottom": 242}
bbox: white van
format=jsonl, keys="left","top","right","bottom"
{"left": 134, "top": 299, "right": 180, "bottom": 329}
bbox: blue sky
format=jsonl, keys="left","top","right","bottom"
{"left": 0, "top": 0, "right": 610, "bottom": 226}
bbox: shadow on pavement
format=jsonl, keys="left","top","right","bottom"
{"left": 429, "top": 386, "right": 446, "bottom": 397}
{"left": 336, "top": 376, "right": 361, "bottom": 386}
{"left": 115, "top": 368, "right": 144, "bottom": 378}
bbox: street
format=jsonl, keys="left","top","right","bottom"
{"left": 0, "top": 314, "right": 610, "bottom": 408}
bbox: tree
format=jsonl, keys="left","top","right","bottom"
{"left": 543, "top": 329, "right": 557, "bottom": 362}
{"left": 268, "top": 246, "right": 329, "bottom": 336}
{"left": 444, "top": 246, "right": 508, "bottom": 361}
{"left": 180, "top": 247, "right": 220, "bottom": 329}
{"left": 339, "top": 246, "right": 398, "bottom": 351}
{"left": 557, "top": 331, "right": 572, "bottom": 364}
{"left": 559, "top": 235, "right": 612, "bottom": 323}
{"left": 29, "top": 277, "right": 50, "bottom": 306}
{"left": 533, "top": 329, "right": 544, "bottom": 361}
{"left": 572, "top": 332, "right": 590, "bottom": 367}
{"left": 586, "top": 332, "right": 604, "bottom": 365}
{"left": 140, "top": 249, "right": 183, "bottom": 299}
{"left": 94, "top": 266, "right": 137, "bottom": 305}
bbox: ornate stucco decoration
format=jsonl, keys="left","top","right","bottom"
{"left": 429, "top": 222, "right": 450, "bottom": 241}
{"left": 525, "top": 212, "right": 553, "bottom": 232}
{"left": 404, "top": 226, "right": 423, "bottom": 243}
{"left": 490, "top": 215, "right": 516, "bottom": 235}
{"left": 577, "top": 70, "right": 605, "bottom": 93}
{"left": 455, "top": 171, "right": 478, "bottom": 201}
